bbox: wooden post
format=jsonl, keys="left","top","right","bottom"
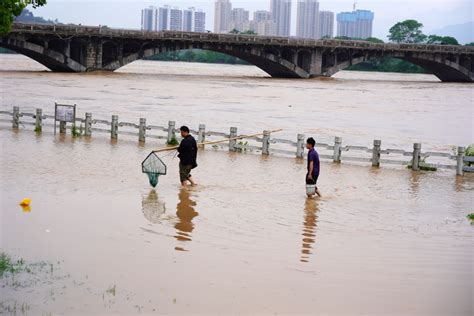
{"left": 198, "top": 124, "right": 206, "bottom": 148}
{"left": 296, "top": 134, "right": 305, "bottom": 158}
{"left": 229, "top": 127, "right": 238, "bottom": 152}
{"left": 457, "top": 146, "right": 465, "bottom": 176}
{"left": 12, "top": 106, "right": 20, "bottom": 129}
{"left": 167, "top": 121, "right": 176, "bottom": 143}
{"left": 59, "top": 121, "right": 66, "bottom": 134}
{"left": 139, "top": 118, "right": 146, "bottom": 142}
{"left": 111, "top": 115, "right": 118, "bottom": 139}
{"left": 412, "top": 143, "right": 421, "bottom": 171}
{"left": 372, "top": 140, "right": 382, "bottom": 167}
{"left": 84, "top": 112, "right": 92, "bottom": 136}
{"left": 35, "top": 108, "right": 43, "bottom": 132}
{"left": 333, "top": 136, "right": 342, "bottom": 163}
{"left": 262, "top": 130, "right": 270, "bottom": 155}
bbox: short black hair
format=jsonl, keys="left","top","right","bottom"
{"left": 307, "top": 137, "right": 316, "bottom": 147}
{"left": 180, "top": 126, "right": 190, "bottom": 133}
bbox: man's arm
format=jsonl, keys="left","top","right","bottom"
{"left": 308, "top": 161, "right": 314, "bottom": 179}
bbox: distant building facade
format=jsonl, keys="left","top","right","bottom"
{"left": 229, "top": 8, "right": 250, "bottom": 32}
{"left": 319, "top": 11, "right": 334, "bottom": 38}
{"left": 296, "top": 0, "right": 319, "bottom": 39}
{"left": 271, "top": 0, "right": 292, "bottom": 37}
{"left": 151, "top": 5, "right": 206, "bottom": 32}
{"left": 214, "top": 0, "right": 232, "bottom": 33}
{"left": 183, "top": 7, "right": 206, "bottom": 32}
{"left": 337, "top": 10, "right": 374, "bottom": 39}
{"left": 141, "top": 6, "right": 158, "bottom": 31}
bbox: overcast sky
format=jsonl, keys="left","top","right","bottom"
{"left": 31, "top": 0, "right": 473, "bottom": 40}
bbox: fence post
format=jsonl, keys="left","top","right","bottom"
{"left": 412, "top": 143, "right": 421, "bottom": 171}
{"left": 296, "top": 134, "right": 305, "bottom": 158}
{"left": 59, "top": 121, "right": 66, "bottom": 134}
{"left": 111, "top": 115, "right": 118, "bottom": 139}
{"left": 84, "top": 112, "right": 92, "bottom": 136}
{"left": 229, "top": 127, "right": 237, "bottom": 152}
{"left": 35, "top": 108, "right": 43, "bottom": 132}
{"left": 456, "top": 146, "right": 465, "bottom": 176}
{"left": 167, "top": 121, "right": 176, "bottom": 143}
{"left": 262, "top": 130, "right": 270, "bottom": 155}
{"left": 333, "top": 136, "right": 342, "bottom": 163}
{"left": 198, "top": 124, "right": 206, "bottom": 148}
{"left": 139, "top": 118, "right": 146, "bottom": 142}
{"left": 372, "top": 139, "right": 382, "bottom": 167}
{"left": 12, "top": 106, "right": 20, "bottom": 129}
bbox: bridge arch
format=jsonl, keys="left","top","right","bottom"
{"left": 0, "top": 37, "right": 85, "bottom": 72}
{"left": 322, "top": 52, "right": 473, "bottom": 82}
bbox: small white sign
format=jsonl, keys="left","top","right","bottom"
{"left": 55, "top": 104, "right": 75, "bottom": 122}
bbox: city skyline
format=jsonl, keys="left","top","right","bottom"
{"left": 141, "top": 5, "right": 206, "bottom": 32}
{"left": 31, "top": 0, "right": 474, "bottom": 43}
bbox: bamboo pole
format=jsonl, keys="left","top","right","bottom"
{"left": 152, "top": 129, "right": 283, "bottom": 153}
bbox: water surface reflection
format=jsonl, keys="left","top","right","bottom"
{"left": 174, "top": 189, "right": 199, "bottom": 251}
{"left": 300, "top": 198, "right": 320, "bottom": 263}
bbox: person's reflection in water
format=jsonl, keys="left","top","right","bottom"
{"left": 300, "top": 198, "right": 320, "bottom": 263}
{"left": 142, "top": 190, "right": 166, "bottom": 224}
{"left": 175, "top": 189, "right": 199, "bottom": 251}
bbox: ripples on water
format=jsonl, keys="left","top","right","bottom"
{"left": 0, "top": 54, "right": 473, "bottom": 315}
{"left": 0, "top": 128, "right": 472, "bottom": 314}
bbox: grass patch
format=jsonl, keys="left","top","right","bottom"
{"left": 167, "top": 134, "right": 179, "bottom": 146}
{"left": 71, "top": 124, "right": 83, "bottom": 137}
{"left": 467, "top": 214, "right": 474, "bottom": 221}
{"left": 0, "top": 253, "right": 25, "bottom": 277}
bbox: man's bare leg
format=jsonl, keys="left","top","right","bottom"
{"left": 315, "top": 188, "right": 322, "bottom": 197}
{"left": 188, "top": 176, "right": 197, "bottom": 186}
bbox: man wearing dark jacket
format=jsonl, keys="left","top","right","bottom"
{"left": 177, "top": 126, "right": 198, "bottom": 186}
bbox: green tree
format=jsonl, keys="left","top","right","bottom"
{"left": 365, "top": 37, "right": 384, "bottom": 43}
{"left": 229, "top": 28, "right": 240, "bottom": 34}
{"left": 427, "top": 35, "right": 459, "bottom": 45}
{"left": 466, "top": 42, "right": 474, "bottom": 46}
{"left": 1, "top": 1, "right": 47, "bottom": 35}
{"left": 388, "top": 20, "right": 427, "bottom": 43}
{"left": 240, "top": 30, "right": 257, "bottom": 35}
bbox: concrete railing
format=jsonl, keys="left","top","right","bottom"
{"left": 1, "top": 106, "right": 472, "bottom": 176}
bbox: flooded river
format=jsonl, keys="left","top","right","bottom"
{"left": 0, "top": 54, "right": 473, "bottom": 315}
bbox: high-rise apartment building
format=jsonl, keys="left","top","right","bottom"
{"left": 158, "top": 6, "right": 169, "bottom": 31}
{"left": 271, "top": 0, "right": 292, "bottom": 37}
{"left": 141, "top": 6, "right": 158, "bottom": 31}
{"left": 319, "top": 11, "right": 334, "bottom": 38}
{"left": 168, "top": 7, "right": 183, "bottom": 31}
{"left": 229, "top": 8, "right": 250, "bottom": 32}
{"left": 214, "top": 0, "right": 232, "bottom": 33}
{"left": 193, "top": 10, "right": 206, "bottom": 33}
{"left": 254, "top": 10, "right": 272, "bottom": 23}
{"left": 183, "top": 8, "right": 206, "bottom": 32}
{"left": 296, "top": 0, "right": 319, "bottom": 39}
{"left": 336, "top": 10, "right": 374, "bottom": 39}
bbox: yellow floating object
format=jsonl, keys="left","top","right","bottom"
{"left": 21, "top": 205, "right": 31, "bottom": 213}
{"left": 20, "top": 198, "right": 31, "bottom": 206}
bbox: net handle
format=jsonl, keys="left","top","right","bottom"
{"left": 152, "top": 129, "right": 283, "bottom": 153}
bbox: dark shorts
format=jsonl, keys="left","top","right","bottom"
{"left": 179, "top": 163, "right": 192, "bottom": 182}
{"left": 305, "top": 174, "right": 318, "bottom": 186}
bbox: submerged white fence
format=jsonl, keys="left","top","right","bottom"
{"left": 1, "top": 106, "right": 472, "bottom": 176}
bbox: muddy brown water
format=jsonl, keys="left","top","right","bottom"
{"left": 0, "top": 55, "right": 473, "bottom": 315}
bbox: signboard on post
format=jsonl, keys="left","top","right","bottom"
{"left": 54, "top": 103, "right": 76, "bottom": 135}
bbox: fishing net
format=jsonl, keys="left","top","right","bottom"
{"left": 142, "top": 152, "right": 167, "bottom": 188}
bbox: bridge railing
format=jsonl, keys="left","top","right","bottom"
{"left": 1, "top": 106, "right": 472, "bottom": 176}
{"left": 9, "top": 23, "right": 474, "bottom": 54}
